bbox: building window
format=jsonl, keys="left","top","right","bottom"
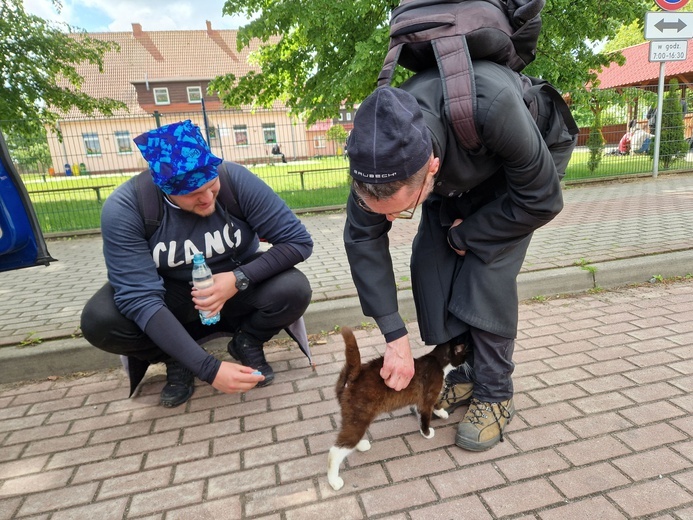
{"left": 114, "top": 131, "right": 132, "bottom": 154}
{"left": 153, "top": 87, "right": 170, "bottom": 105}
{"left": 346, "top": 112, "right": 352, "bottom": 121}
{"left": 314, "top": 135, "right": 326, "bottom": 148}
{"left": 233, "top": 125, "right": 248, "bottom": 146}
{"left": 262, "top": 123, "right": 276, "bottom": 144}
{"left": 83, "top": 133, "right": 102, "bottom": 156}
{"left": 208, "top": 126, "right": 217, "bottom": 140}
{"left": 187, "top": 86, "right": 202, "bottom": 103}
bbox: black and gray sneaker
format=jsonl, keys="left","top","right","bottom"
{"left": 227, "top": 332, "right": 274, "bottom": 387}
{"left": 160, "top": 360, "right": 195, "bottom": 408}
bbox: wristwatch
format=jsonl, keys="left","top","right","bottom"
{"left": 233, "top": 269, "right": 250, "bottom": 291}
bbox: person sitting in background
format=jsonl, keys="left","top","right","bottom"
{"left": 630, "top": 122, "right": 653, "bottom": 154}
{"left": 271, "top": 143, "right": 287, "bottom": 163}
{"left": 616, "top": 130, "right": 631, "bottom": 155}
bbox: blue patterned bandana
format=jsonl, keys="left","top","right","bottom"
{"left": 134, "top": 120, "right": 222, "bottom": 195}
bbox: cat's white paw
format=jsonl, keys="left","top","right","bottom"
{"left": 356, "top": 439, "right": 371, "bottom": 451}
{"left": 329, "top": 476, "right": 344, "bottom": 491}
{"left": 433, "top": 408, "right": 449, "bottom": 420}
{"left": 421, "top": 427, "right": 435, "bottom": 439}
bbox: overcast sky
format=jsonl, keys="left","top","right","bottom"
{"left": 24, "top": 0, "right": 251, "bottom": 32}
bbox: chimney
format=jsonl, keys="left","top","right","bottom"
{"left": 132, "top": 23, "right": 143, "bottom": 37}
{"left": 206, "top": 20, "right": 213, "bottom": 33}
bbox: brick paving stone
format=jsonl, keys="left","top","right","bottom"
{"left": 557, "top": 435, "right": 632, "bottom": 466}
{"left": 127, "top": 481, "right": 205, "bottom": 518}
{"left": 16, "top": 482, "right": 99, "bottom": 517}
{"left": 409, "top": 496, "right": 493, "bottom": 520}
{"left": 494, "top": 449, "right": 569, "bottom": 481}
{"left": 243, "top": 480, "right": 319, "bottom": 517}
{"left": 360, "top": 480, "right": 437, "bottom": 517}
{"left": 612, "top": 447, "right": 691, "bottom": 481}
{"left": 165, "top": 497, "right": 242, "bottom": 520}
{"left": 50, "top": 497, "right": 129, "bottom": 520}
{"left": 0, "top": 468, "right": 73, "bottom": 498}
{"left": 608, "top": 478, "right": 693, "bottom": 518}
{"left": 431, "top": 464, "right": 506, "bottom": 499}
{"left": 549, "top": 462, "right": 631, "bottom": 499}
{"left": 538, "top": 495, "right": 629, "bottom": 520}
{"left": 481, "top": 478, "right": 564, "bottom": 517}
{"left": 284, "top": 495, "right": 363, "bottom": 520}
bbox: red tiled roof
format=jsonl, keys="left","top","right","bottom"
{"left": 64, "top": 22, "right": 278, "bottom": 117}
{"left": 596, "top": 40, "right": 693, "bottom": 89}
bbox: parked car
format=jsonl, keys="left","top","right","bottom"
{"left": 0, "top": 131, "right": 55, "bottom": 272}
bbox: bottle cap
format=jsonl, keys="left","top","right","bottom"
{"left": 193, "top": 252, "right": 204, "bottom": 264}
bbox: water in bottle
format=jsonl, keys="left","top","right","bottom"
{"left": 192, "top": 253, "right": 220, "bottom": 325}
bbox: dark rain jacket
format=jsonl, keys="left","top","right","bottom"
{"left": 344, "top": 61, "right": 577, "bottom": 344}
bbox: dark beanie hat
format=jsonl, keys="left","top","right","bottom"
{"left": 348, "top": 86, "right": 432, "bottom": 184}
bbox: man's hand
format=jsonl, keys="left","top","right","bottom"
{"left": 381, "top": 335, "right": 415, "bottom": 391}
{"left": 449, "top": 218, "right": 466, "bottom": 256}
{"left": 211, "top": 361, "right": 264, "bottom": 393}
{"left": 191, "top": 271, "right": 239, "bottom": 316}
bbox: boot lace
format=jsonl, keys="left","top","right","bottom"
{"left": 466, "top": 398, "right": 512, "bottom": 442}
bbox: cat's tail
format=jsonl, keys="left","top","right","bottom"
{"left": 335, "top": 327, "right": 361, "bottom": 400}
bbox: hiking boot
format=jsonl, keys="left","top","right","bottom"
{"left": 455, "top": 398, "right": 515, "bottom": 452}
{"left": 227, "top": 332, "right": 274, "bottom": 387}
{"left": 160, "top": 361, "right": 194, "bottom": 408}
{"left": 437, "top": 381, "right": 474, "bottom": 414}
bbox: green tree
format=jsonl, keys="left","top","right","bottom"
{"left": 326, "top": 124, "right": 348, "bottom": 155}
{"left": 211, "top": 0, "right": 650, "bottom": 122}
{"left": 0, "top": 0, "right": 124, "bottom": 138}
{"left": 651, "top": 80, "right": 688, "bottom": 169}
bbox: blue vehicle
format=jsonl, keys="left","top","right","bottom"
{"left": 0, "top": 131, "right": 55, "bottom": 272}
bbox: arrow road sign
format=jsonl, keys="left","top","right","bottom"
{"left": 645, "top": 11, "right": 693, "bottom": 40}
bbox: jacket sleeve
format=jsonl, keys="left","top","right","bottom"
{"left": 343, "top": 190, "right": 407, "bottom": 339}
{"left": 101, "top": 181, "right": 167, "bottom": 329}
{"left": 228, "top": 166, "right": 313, "bottom": 283}
{"left": 447, "top": 79, "right": 565, "bottom": 264}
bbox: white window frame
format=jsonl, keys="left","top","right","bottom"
{"left": 262, "top": 123, "right": 277, "bottom": 144}
{"left": 233, "top": 125, "right": 249, "bottom": 146}
{"left": 314, "top": 135, "right": 326, "bottom": 149}
{"left": 83, "top": 133, "right": 102, "bottom": 156}
{"left": 153, "top": 87, "right": 170, "bottom": 105}
{"left": 114, "top": 131, "right": 132, "bottom": 154}
{"left": 187, "top": 86, "right": 202, "bottom": 103}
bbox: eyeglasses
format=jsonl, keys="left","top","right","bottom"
{"left": 355, "top": 175, "right": 428, "bottom": 220}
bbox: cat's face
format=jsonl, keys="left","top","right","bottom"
{"left": 448, "top": 341, "right": 467, "bottom": 368}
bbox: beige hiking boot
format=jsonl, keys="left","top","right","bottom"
{"left": 436, "top": 382, "right": 474, "bottom": 414}
{"left": 455, "top": 398, "right": 515, "bottom": 451}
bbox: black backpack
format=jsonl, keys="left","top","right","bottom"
{"left": 134, "top": 163, "right": 241, "bottom": 240}
{"left": 377, "top": 0, "right": 559, "bottom": 150}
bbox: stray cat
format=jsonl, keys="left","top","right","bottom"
{"left": 327, "top": 327, "right": 467, "bottom": 491}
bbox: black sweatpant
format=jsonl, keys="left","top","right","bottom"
{"left": 81, "top": 267, "right": 311, "bottom": 364}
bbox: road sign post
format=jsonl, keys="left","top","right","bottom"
{"left": 644, "top": 8, "right": 693, "bottom": 177}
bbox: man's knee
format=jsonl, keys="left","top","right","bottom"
{"left": 262, "top": 268, "right": 312, "bottom": 319}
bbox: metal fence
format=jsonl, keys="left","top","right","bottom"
{"left": 3, "top": 91, "right": 693, "bottom": 235}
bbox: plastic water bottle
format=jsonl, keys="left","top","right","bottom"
{"left": 192, "top": 253, "right": 220, "bottom": 325}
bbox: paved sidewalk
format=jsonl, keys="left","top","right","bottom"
{"left": 0, "top": 279, "right": 691, "bottom": 518}
{"left": 3, "top": 173, "right": 693, "bottom": 347}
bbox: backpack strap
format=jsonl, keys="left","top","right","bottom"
{"left": 135, "top": 170, "right": 163, "bottom": 241}
{"left": 433, "top": 36, "right": 480, "bottom": 150}
{"left": 135, "top": 164, "right": 243, "bottom": 241}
